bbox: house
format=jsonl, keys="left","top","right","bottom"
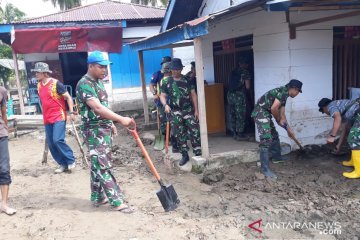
{"left": 0, "top": 0, "right": 170, "bottom": 113}
{"left": 130, "top": 0, "right": 360, "bottom": 166}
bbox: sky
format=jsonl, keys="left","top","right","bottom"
{"left": 1, "top": 0, "right": 131, "bottom": 18}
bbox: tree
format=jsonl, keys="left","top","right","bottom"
{"left": 131, "top": 0, "right": 169, "bottom": 7}
{"left": 0, "top": 3, "right": 25, "bottom": 23}
{"left": 0, "top": 44, "right": 14, "bottom": 88}
{"left": 43, "top": 0, "right": 82, "bottom": 11}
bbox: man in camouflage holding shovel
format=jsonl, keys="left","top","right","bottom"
{"left": 251, "top": 79, "right": 303, "bottom": 179}
{"left": 160, "top": 58, "right": 201, "bottom": 166}
{"left": 76, "top": 51, "right": 135, "bottom": 213}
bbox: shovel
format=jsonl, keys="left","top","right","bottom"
{"left": 128, "top": 123, "right": 180, "bottom": 212}
{"left": 281, "top": 123, "right": 305, "bottom": 152}
{"left": 164, "top": 114, "right": 172, "bottom": 170}
{"left": 154, "top": 108, "right": 165, "bottom": 151}
{"left": 71, "top": 120, "right": 89, "bottom": 168}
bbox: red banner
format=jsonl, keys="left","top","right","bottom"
{"left": 12, "top": 26, "right": 122, "bottom": 54}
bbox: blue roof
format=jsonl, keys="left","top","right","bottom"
{"left": 160, "top": 0, "right": 203, "bottom": 32}
{"left": 130, "top": 0, "right": 263, "bottom": 51}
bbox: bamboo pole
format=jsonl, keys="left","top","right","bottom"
{"left": 138, "top": 50, "right": 149, "bottom": 124}
{"left": 12, "top": 49, "right": 25, "bottom": 115}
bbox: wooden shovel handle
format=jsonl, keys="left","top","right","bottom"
{"left": 165, "top": 121, "right": 170, "bottom": 154}
{"left": 291, "top": 136, "right": 304, "bottom": 150}
{"left": 128, "top": 125, "right": 161, "bottom": 181}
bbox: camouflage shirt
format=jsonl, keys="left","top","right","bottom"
{"left": 228, "top": 68, "right": 251, "bottom": 92}
{"left": 254, "top": 86, "right": 289, "bottom": 113}
{"left": 76, "top": 74, "right": 112, "bottom": 128}
{"left": 161, "top": 75, "right": 194, "bottom": 111}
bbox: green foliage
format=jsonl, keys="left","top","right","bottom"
{"left": 1, "top": 3, "right": 26, "bottom": 23}
{"left": 44, "top": 0, "right": 82, "bottom": 11}
{"left": 131, "top": 0, "right": 169, "bottom": 7}
{"left": 0, "top": 44, "right": 13, "bottom": 88}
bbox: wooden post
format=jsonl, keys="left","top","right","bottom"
{"left": 194, "top": 37, "right": 209, "bottom": 158}
{"left": 12, "top": 49, "right": 25, "bottom": 115}
{"left": 138, "top": 50, "right": 149, "bottom": 124}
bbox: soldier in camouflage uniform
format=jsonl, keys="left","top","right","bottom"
{"left": 160, "top": 58, "right": 201, "bottom": 166}
{"left": 318, "top": 98, "right": 360, "bottom": 179}
{"left": 227, "top": 57, "right": 251, "bottom": 140}
{"left": 161, "top": 62, "right": 179, "bottom": 152}
{"left": 149, "top": 56, "right": 171, "bottom": 136}
{"left": 251, "top": 79, "right": 303, "bottom": 179}
{"left": 76, "top": 51, "right": 135, "bottom": 213}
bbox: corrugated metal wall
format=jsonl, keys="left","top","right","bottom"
{"left": 109, "top": 45, "right": 171, "bottom": 88}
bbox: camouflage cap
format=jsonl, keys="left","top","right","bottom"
{"left": 161, "top": 62, "right": 171, "bottom": 73}
{"left": 31, "top": 62, "right": 52, "bottom": 73}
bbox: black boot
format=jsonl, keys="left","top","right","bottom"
{"left": 179, "top": 152, "right": 190, "bottom": 166}
{"left": 270, "top": 140, "right": 287, "bottom": 163}
{"left": 170, "top": 136, "right": 179, "bottom": 153}
{"left": 260, "top": 148, "right": 277, "bottom": 179}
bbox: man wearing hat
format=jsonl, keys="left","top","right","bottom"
{"left": 227, "top": 57, "right": 252, "bottom": 140}
{"left": 149, "top": 56, "right": 172, "bottom": 136}
{"left": 318, "top": 97, "right": 360, "bottom": 179}
{"left": 32, "top": 62, "right": 76, "bottom": 174}
{"left": 160, "top": 62, "right": 178, "bottom": 152}
{"left": 251, "top": 79, "right": 303, "bottom": 179}
{"left": 160, "top": 58, "right": 201, "bottom": 166}
{"left": 76, "top": 51, "right": 136, "bottom": 212}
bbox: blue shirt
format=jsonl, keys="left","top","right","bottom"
{"left": 328, "top": 99, "right": 360, "bottom": 122}
{"left": 150, "top": 70, "right": 164, "bottom": 85}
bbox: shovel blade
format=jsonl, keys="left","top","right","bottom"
{"left": 156, "top": 184, "right": 180, "bottom": 212}
{"left": 154, "top": 135, "right": 165, "bottom": 151}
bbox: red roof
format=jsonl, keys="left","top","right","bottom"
{"left": 21, "top": 1, "right": 165, "bottom": 23}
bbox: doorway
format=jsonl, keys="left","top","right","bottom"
{"left": 59, "top": 52, "right": 88, "bottom": 97}
{"left": 212, "top": 35, "right": 255, "bottom": 137}
{"left": 333, "top": 26, "right": 360, "bottom": 99}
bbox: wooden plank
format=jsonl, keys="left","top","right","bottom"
{"left": 12, "top": 50, "right": 25, "bottom": 115}
{"left": 294, "top": 10, "right": 360, "bottom": 28}
{"left": 137, "top": 50, "right": 149, "bottom": 124}
{"left": 194, "top": 37, "right": 210, "bottom": 158}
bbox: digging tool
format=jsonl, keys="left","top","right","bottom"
{"left": 42, "top": 138, "right": 48, "bottom": 164}
{"left": 164, "top": 114, "right": 172, "bottom": 169}
{"left": 71, "top": 120, "right": 89, "bottom": 168}
{"left": 154, "top": 108, "right": 165, "bottom": 151}
{"left": 128, "top": 123, "right": 179, "bottom": 212}
{"left": 281, "top": 123, "right": 305, "bottom": 151}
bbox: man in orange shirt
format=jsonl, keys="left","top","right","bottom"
{"left": 32, "top": 62, "right": 76, "bottom": 174}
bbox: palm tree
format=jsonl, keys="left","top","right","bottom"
{"left": 131, "top": 0, "right": 169, "bottom": 7}
{"left": 43, "top": 0, "right": 82, "bottom": 11}
{"left": 0, "top": 3, "right": 25, "bottom": 23}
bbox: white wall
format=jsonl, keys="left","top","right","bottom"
{"left": 199, "top": 0, "right": 250, "bottom": 17}
{"left": 199, "top": 7, "right": 360, "bottom": 149}
{"left": 24, "top": 53, "right": 59, "bottom": 62}
{"left": 172, "top": 45, "right": 195, "bottom": 74}
{"left": 122, "top": 26, "right": 161, "bottom": 39}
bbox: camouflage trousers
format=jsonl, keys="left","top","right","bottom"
{"left": 83, "top": 127, "right": 124, "bottom": 207}
{"left": 252, "top": 108, "right": 279, "bottom": 150}
{"left": 348, "top": 113, "right": 360, "bottom": 150}
{"left": 227, "top": 91, "right": 247, "bottom": 134}
{"left": 158, "top": 106, "right": 167, "bottom": 135}
{"left": 171, "top": 109, "right": 201, "bottom": 155}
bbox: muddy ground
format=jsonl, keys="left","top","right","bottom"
{"left": 0, "top": 120, "right": 359, "bottom": 240}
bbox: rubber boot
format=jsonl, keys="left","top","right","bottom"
{"left": 260, "top": 148, "right": 278, "bottom": 179}
{"left": 270, "top": 140, "right": 287, "bottom": 163}
{"left": 170, "top": 136, "right": 179, "bottom": 153}
{"left": 179, "top": 152, "right": 190, "bottom": 166}
{"left": 342, "top": 152, "right": 354, "bottom": 167}
{"left": 343, "top": 150, "right": 360, "bottom": 179}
